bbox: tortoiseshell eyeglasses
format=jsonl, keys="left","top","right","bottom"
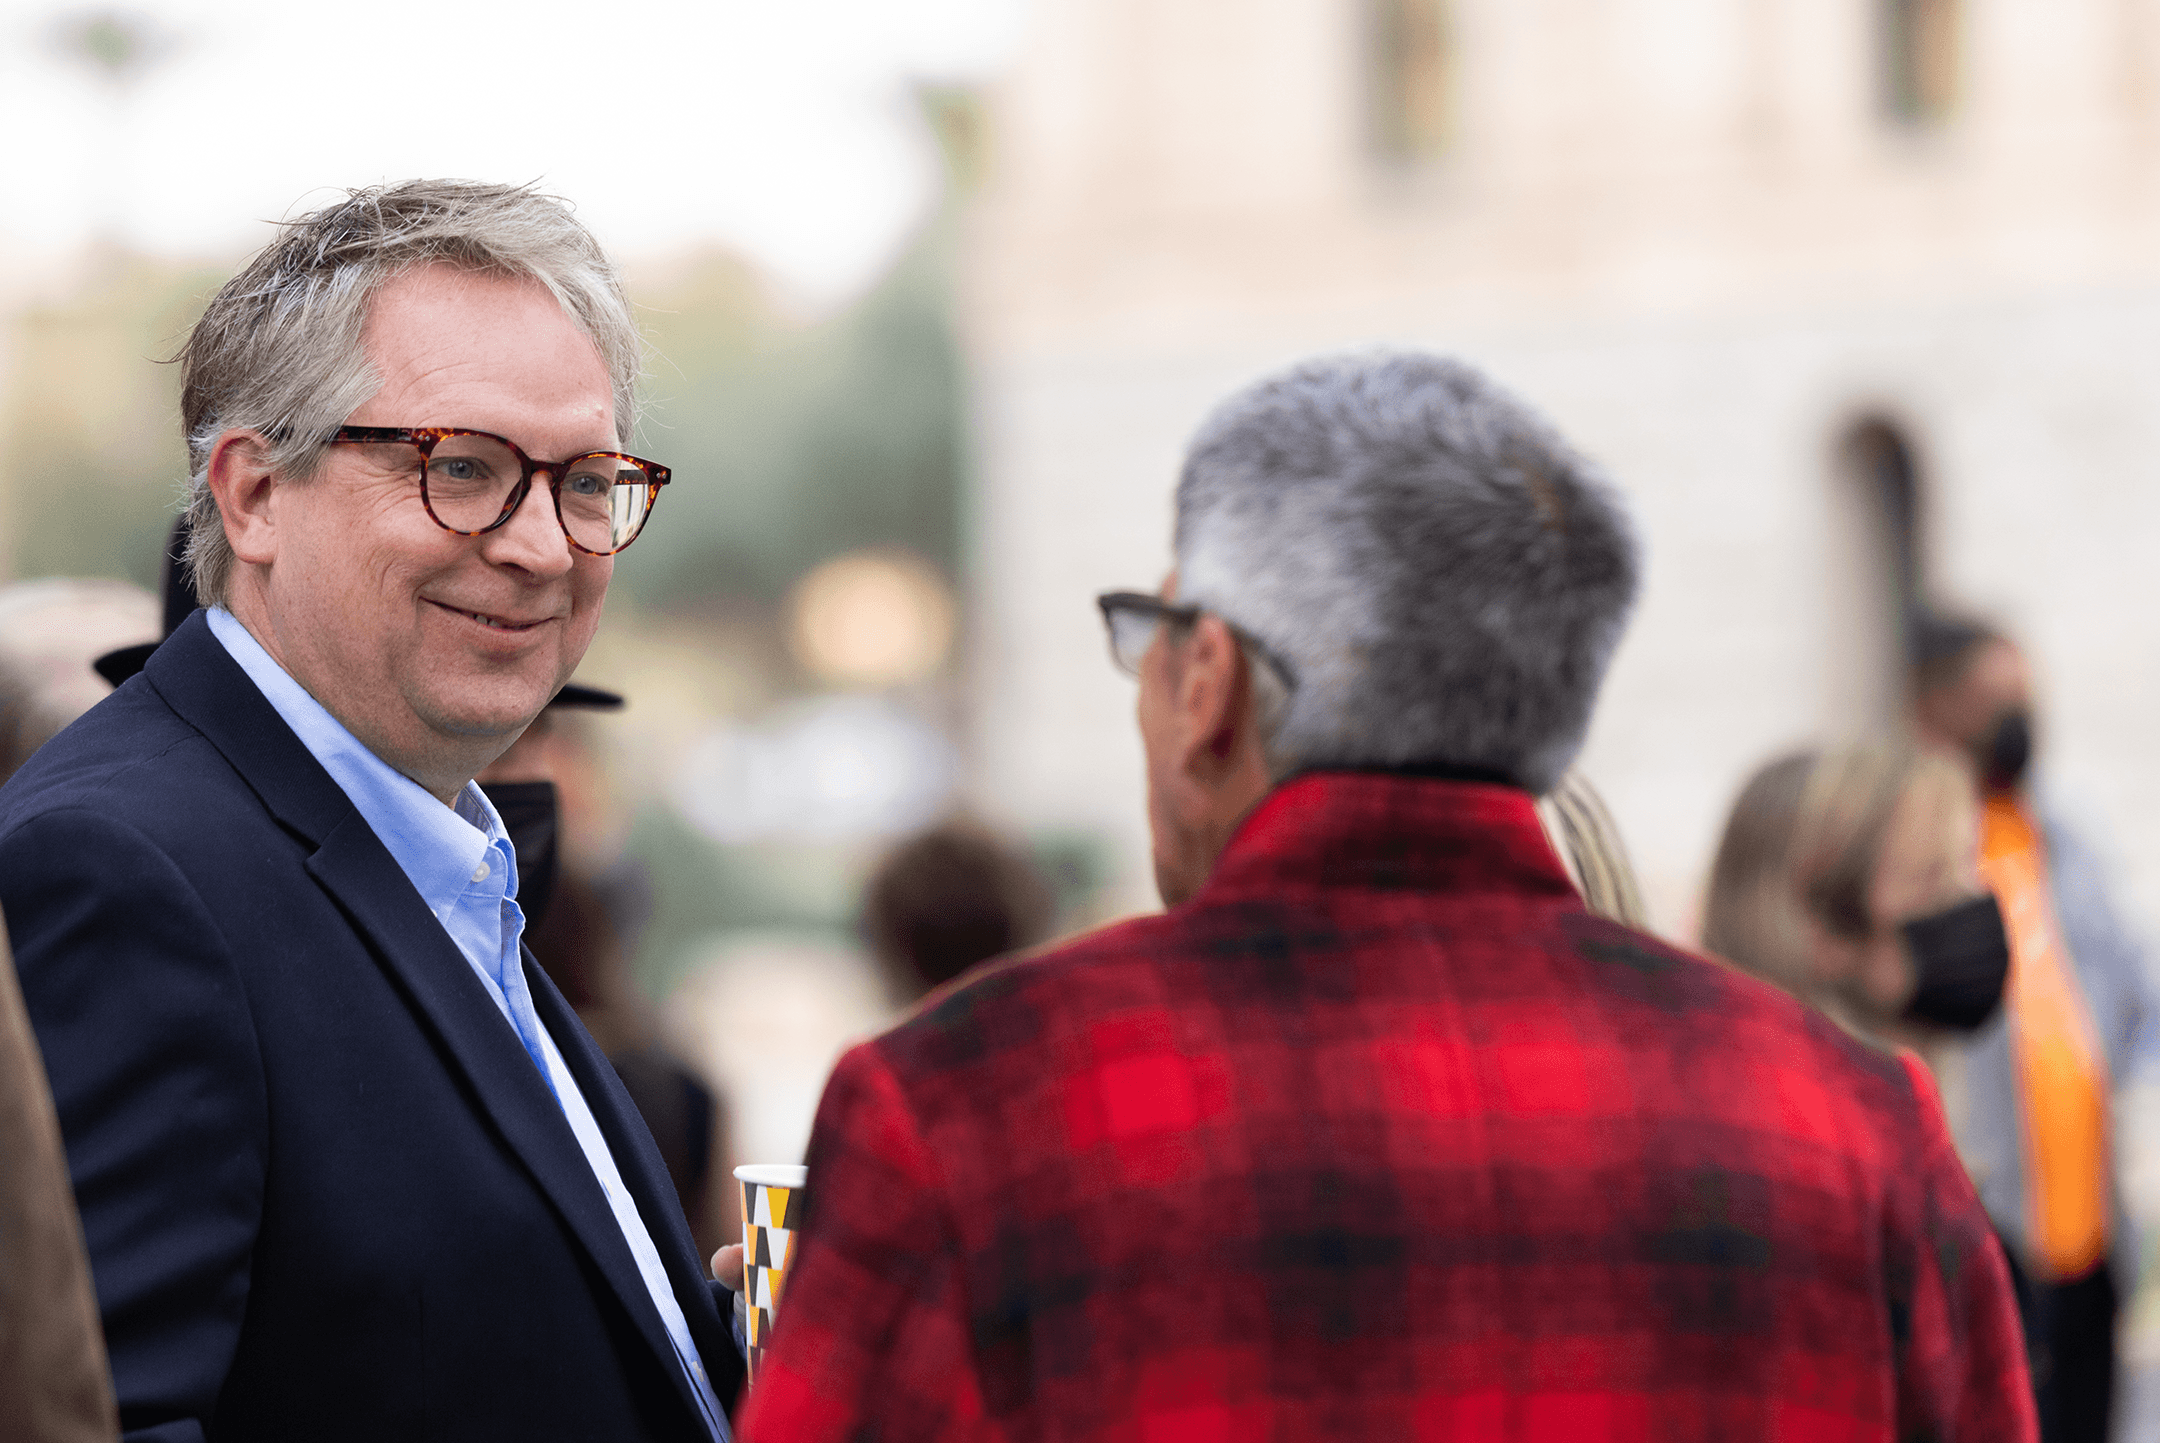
{"left": 329, "top": 425, "right": 669, "bottom": 556}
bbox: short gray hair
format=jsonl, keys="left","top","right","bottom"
{"left": 178, "top": 180, "right": 642, "bottom": 608}
{"left": 1174, "top": 351, "right": 1640, "bottom": 794}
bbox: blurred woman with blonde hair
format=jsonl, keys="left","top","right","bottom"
{"left": 1705, "top": 743, "right": 2010, "bottom": 1049}
{"left": 1706, "top": 744, "right": 2036, "bottom": 1420}
{"left": 1536, "top": 771, "right": 1650, "bottom": 930}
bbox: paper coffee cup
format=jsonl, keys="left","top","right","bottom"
{"left": 735, "top": 1164, "right": 807, "bottom": 1386}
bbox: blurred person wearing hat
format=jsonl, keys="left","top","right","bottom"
{"left": 0, "top": 181, "right": 744, "bottom": 1443}
{"left": 1909, "top": 614, "right": 2156, "bottom": 1443}
{"left": 734, "top": 353, "right": 2031, "bottom": 1442}
{"left": 0, "top": 574, "right": 161, "bottom": 1442}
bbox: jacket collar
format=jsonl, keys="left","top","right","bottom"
{"left": 141, "top": 609, "right": 357, "bottom": 845}
{"left": 1199, "top": 770, "right": 1582, "bottom": 905}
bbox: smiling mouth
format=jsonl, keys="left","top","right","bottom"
{"left": 429, "top": 600, "right": 551, "bottom": 633}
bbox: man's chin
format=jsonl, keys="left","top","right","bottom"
{"left": 416, "top": 688, "right": 555, "bottom": 744}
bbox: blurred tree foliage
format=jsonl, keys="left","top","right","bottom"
{"left": 622, "top": 219, "right": 965, "bottom": 609}
{"left": 625, "top": 801, "right": 866, "bottom": 1002}
{"left": 2, "top": 220, "right": 967, "bottom": 615}
{"left": 3, "top": 254, "right": 217, "bottom": 591}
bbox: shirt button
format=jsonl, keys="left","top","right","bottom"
{"left": 473, "top": 862, "right": 491, "bottom": 883}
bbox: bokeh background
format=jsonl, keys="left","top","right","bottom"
{"left": 8, "top": 0, "right": 2160, "bottom": 1418}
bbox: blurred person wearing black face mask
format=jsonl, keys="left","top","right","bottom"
{"left": 1706, "top": 745, "right": 2010, "bottom": 1051}
{"left": 1911, "top": 612, "right": 2158, "bottom": 1443}
{"left": 1796, "top": 748, "right": 2011, "bottom": 1047}
{"left": 476, "top": 700, "right": 735, "bottom": 1269}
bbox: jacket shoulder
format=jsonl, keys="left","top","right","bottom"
{"left": 874, "top": 899, "right": 1925, "bottom": 1129}
{"left": 869, "top": 913, "right": 1184, "bottom": 1070}
{"left": 899, "top": 911, "right": 1183, "bottom": 1013}
{"left": 1563, "top": 910, "right": 1919, "bottom": 1094}
{"left": 0, "top": 678, "right": 259, "bottom": 846}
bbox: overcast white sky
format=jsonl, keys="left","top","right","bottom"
{"left": 0, "top": 0, "right": 1029, "bottom": 304}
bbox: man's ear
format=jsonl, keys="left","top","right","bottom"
{"left": 1171, "top": 616, "right": 1254, "bottom": 773}
{"left": 205, "top": 430, "right": 282, "bottom": 567}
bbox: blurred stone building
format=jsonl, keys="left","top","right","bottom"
{"left": 960, "top": 0, "right": 2160, "bottom": 935}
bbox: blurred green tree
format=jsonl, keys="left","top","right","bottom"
{"left": 3, "top": 256, "right": 216, "bottom": 591}
{"left": 622, "top": 220, "right": 965, "bottom": 611}
{"left": 2, "top": 218, "right": 966, "bottom": 620}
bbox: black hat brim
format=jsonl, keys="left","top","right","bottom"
{"left": 549, "top": 682, "right": 624, "bottom": 711}
{"left": 94, "top": 642, "right": 160, "bottom": 688}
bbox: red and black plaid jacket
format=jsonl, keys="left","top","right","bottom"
{"left": 743, "top": 773, "right": 2033, "bottom": 1442}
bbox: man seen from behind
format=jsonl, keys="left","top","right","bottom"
{"left": 742, "top": 352, "right": 2033, "bottom": 1441}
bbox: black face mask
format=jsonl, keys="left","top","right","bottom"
{"left": 480, "top": 780, "right": 560, "bottom": 932}
{"left": 1900, "top": 893, "right": 2011, "bottom": 1032}
{"left": 1975, "top": 708, "right": 2033, "bottom": 793}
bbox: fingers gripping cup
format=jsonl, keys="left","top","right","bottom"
{"left": 735, "top": 1164, "right": 807, "bottom": 1386}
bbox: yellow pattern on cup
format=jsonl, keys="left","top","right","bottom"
{"left": 735, "top": 1164, "right": 808, "bottom": 1388}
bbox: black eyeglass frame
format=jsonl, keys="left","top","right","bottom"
{"left": 328, "top": 425, "right": 670, "bottom": 557}
{"left": 1095, "top": 590, "right": 1299, "bottom": 692}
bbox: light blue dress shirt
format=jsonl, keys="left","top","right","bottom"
{"left": 207, "top": 608, "right": 729, "bottom": 1441}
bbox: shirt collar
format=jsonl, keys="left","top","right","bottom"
{"left": 205, "top": 607, "right": 518, "bottom": 915}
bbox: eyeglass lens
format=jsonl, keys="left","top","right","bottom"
{"left": 1106, "top": 607, "right": 1163, "bottom": 676}
{"left": 424, "top": 433, "right": 657, "bottom": 552}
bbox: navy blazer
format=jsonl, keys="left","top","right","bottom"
{"left": 0, "top": 612, "right": 744, "bottom": 1442}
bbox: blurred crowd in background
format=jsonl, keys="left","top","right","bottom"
{"left": 9, "top": 0, "right": 2160, "bottom": 1435}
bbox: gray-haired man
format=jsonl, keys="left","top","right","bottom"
{"left": 0, "top": 182, "right": 741, "bottom": 1442}
{"left": 741, "top": 353, "right": 2032, "bottom": 1442}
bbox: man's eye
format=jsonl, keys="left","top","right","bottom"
{"left": 433, "top": 458, "right": 484, "bottom": 482}
{"left": 567, "top": 472, "right": 609, "bottom": 497}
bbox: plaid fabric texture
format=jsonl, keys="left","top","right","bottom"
{"left": 742, "top": 773, "right": 2034, "bottom": 1442}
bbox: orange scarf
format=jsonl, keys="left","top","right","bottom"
{"left": 1979, "top": 795, "right": 2110, "bottom": 1280}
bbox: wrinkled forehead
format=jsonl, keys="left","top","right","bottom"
{"left": 357, "top": 265, "right": 615, "bottom": 445}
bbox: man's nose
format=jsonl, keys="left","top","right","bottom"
{"left": 481, "top": 476, "right": 575, "bottom": 577}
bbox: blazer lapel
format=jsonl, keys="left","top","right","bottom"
{"left": 305, "top": 811, "right": 707, "bottom": 1423}
{"left": 529, "top": 966, "right": 745, "bottom": 1405}
{"left": 146, "top": 614, "right": 710, "bottom": 1422}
